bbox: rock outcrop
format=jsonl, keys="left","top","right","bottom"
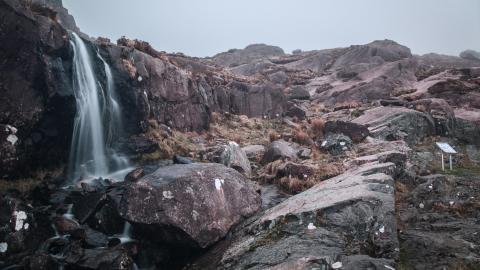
{"left": 212, "top": 44, "right": 285, "bottom": 67}
{"left": 189, "top": 151, "right": 404, "bottom": 270}
{"left": 353, "top": 107, "right": 435, "bottom": 145}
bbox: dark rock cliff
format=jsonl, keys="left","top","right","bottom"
{"left": 0, "top": 0, "right": 75, "bottom": 178}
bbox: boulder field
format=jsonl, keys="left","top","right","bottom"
{"left": 1, "top": 0, "right": 480, "bottom": 269}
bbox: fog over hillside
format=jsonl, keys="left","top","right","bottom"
{"left": 64, "top": 0, "right": 480, "bottom": 57}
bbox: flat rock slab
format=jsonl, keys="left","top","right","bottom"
{"left": 119, "top": 163, "right": 261, "bottom": 249}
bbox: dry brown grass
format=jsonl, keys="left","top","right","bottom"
{"left": 310, "top": 118, "right": 326, "bottom": 137}
{"left": 276, "top": 177, "right": 317, "bottom": 194}
{"left": 0, "top": 178, "right": 40, "bottom": 195}
{"left": 210, "top": 112, "right": 222, "bottom": 124}
{"left": 334, "top": 101, "right": 362, "bottom": 111}
{"left": 265, "top": 161, "right": 343, "bottom": 194}
{"left": 142, "top": 130, "right": 199, "bottom": 161}
{"left": 293, "top": 129, "right": 312, "bottom": 145}
{"left": 414, "top": 104, "right": 428, "bottom": 113}
{"left": 315, "top": 163, "right": 342, "bottom": 181}
{"left": 268, "top": 130, "right": 280, "bottom": 142}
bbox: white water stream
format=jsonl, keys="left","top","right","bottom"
{"left": 68, "top": 32, "right": 130, "bottom": 182}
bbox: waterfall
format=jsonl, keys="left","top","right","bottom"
{"left": 120, "top": 221, "right": 133, "bottom": 243}
{"left": 68, "top": 32, "right": 130, "bottom": 182}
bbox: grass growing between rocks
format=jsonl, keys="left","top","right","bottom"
{"left": 397, "top": 246, "right": 413, "bottom": 270}
{"left": 0, "top": 178, "right": 40, "bottom": 195}
{"left": 248, "top": 222, "right": 285, "bottom": 252}
{"left": 441, "top": 165, "right": 480, "bottom": 177}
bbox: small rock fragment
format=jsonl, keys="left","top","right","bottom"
{"left": 332, "top": 261, "right": 343, "bottom": 269}
{"left": 0, "top": 242, "right": 7, "bottom": 253}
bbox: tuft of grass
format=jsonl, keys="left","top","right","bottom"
{"left": 276, "top": 177, "right": 317, "bottom": 194}
{"left": 268, "top": 130, "right": 280, "bottom": 142}
{"left": 443, "top": 166, "right": 480, "bottom": 177}
{"left": 293, "top": 129, "right": 312, "bottom": 145}
{"left": 310, "top": 118, "right": 325, "bottom": 137}
{"left": 350, "top": 109, "right": 362, "bottom": 118}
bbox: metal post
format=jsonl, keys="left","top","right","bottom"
{"left": 441, "top": 153, "right": 445, "bottom": 171}
{"left": 449, "top": 155, "right": 453, "bottom": 170}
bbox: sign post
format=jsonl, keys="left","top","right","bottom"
{"left": 435, "top": 142, "right": 457, "bottom": 171}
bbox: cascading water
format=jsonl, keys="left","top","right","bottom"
{"left": 68, "top": 32, "right": 130, "bottom": 182}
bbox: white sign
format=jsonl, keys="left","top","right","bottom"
{"left": 435, "top": 142, "right": 457, "bottom": 154}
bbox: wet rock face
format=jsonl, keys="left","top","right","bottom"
{"left": 119, "top": 163, "right": 261, "bottom": 249}
{"left": 0, "top": 0, "right": 75, "bottom": 178}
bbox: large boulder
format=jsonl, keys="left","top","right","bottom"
{"left": 204, "top": 142, "right": 252, "bottom": 177}
{"left": 262, "top": 140, "right": 298, "bottom": 164}
{"left": 241, "top": 145, "right": 266, "bottom": 162}
{"left": 286, "top": 85, "right": 310, "bottom": 100}
{"left": 324, "top": 120, "right": 370, "bottom": 143}
{"left": 119, "top": 163, "right": 261, "bottom": 249}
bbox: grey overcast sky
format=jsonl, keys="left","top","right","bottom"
{"left": 63, "top": 0, "right": 480, "bottom": 57}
